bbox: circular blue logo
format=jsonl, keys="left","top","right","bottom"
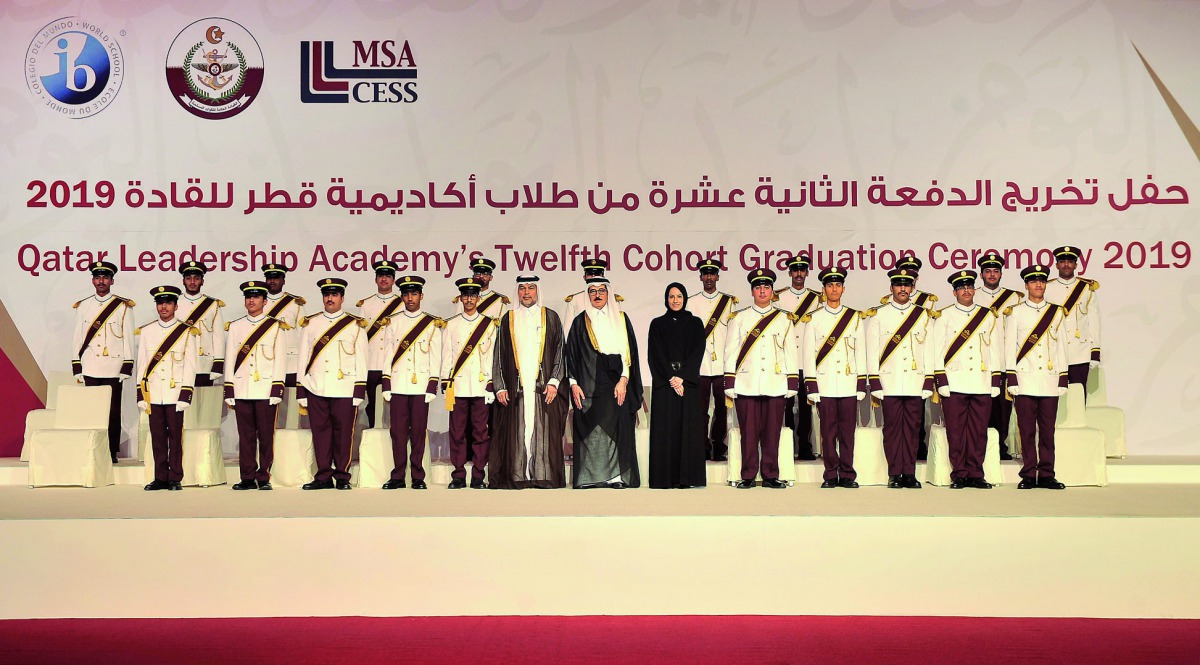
{"left": 26, "top": 17, "right": 124, "bottom": 118}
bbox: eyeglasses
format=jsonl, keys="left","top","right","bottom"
{"left": 587, "top": 289, "right": 606, "bottom": 296}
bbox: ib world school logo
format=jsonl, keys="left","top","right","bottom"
{"left": 25, "top": 17, "right": 124, "bottom": 118}
{"left": 166, "top": 19, "right": 264, "bottom": 119}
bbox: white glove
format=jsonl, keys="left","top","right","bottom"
{"left": 484, "top": 392, "right": 496, "bottom": 405}
{"left": 870, "top": 390, "right": 884, "bottom": 400}
{"left": 137, "top": 401, "right": 148, "bottom": 412}
{"left": 921, "top": 390, "right": 933, "bottom": 400}
{"left": 118, "top": 374, "right": 131, "bottom": 381}
{"left": 938, "top": 386, "right": 951, "bottom": 398}
{"left": 1058, "top": 386, "right": 1068, "bottom": 396}
{"left": 175, "top": 401, "right": 189, "bottom": 412}
{"left": 990, "top": 387, "right": 1000, "bottom": 398}
{"left": 809, "top": 393, "right": 820, "bottom": 404}
{"left": 1089, "top": 359, "right": 1100, "bottom": 368}
{"left": 724, "top": 389, "right": 736, "bottom": 400}
{"left": 382, "top": 391, "right": 391, "bottom": 402}
{"left": 352, "top": 398, "right": 363, "bottom": 407}
{"left": 1007, "top": 385, "right": 1020, "bottom": 397}
{"left": 424, "top": 393, "right": 435, "bottom": 404}
{"left": 298, "top": 398, "right": 308, "bottom": 408}
{"left": 269, "top": 397, "right": 281, "bottom": 406}
{"left": 210, "top": 371, "right": 222, "bottom": 380}
{"left": 856, "top": 391, "right": 866, "bottom": 401}
{"left": 225, "top": 398, "right": 236, "bottom": 407}
{"left": 74, "top": 374, "right": 84, "bottom": 382}
{"left": 784, "top": 390, "right": 797, "bottom": 399}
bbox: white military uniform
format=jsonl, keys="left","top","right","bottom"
{"left": 223, "top": 315, "right": 288, "bottom": 400}
{"left": 687, "top": 290, "right": 737, "bottom": 377}
{"left": 864, "top": 302, "right": 935, "bottom": 397}
{"left": 723, "top": 305, "right": 799, "bottom": 397}
{"left": 382, "top": 309, "right": 444, "bottom": 397}
{"left": 135, "top": 318, "right": 198, "bottom": 405}
{"left": 880, "top": 289, "right": 937, "bottom": 310}
{"left": 774, "top": 286, "right": 821, "bottom": 354}
{"left": 440, "top": 313, "right": 497, "bottom": 398}
{"left": 1004, "top": 300, "right": 1068, "bottom": 396}
{"left": 802, "top": 304, "right": 868, "bottom": 398}
{"left": 1044, "top": 277, "right": 1101, "bottom": 366}
{"left": 177, "top": 292, "right": 225, "bottom": 379}
{"left": 976, "top": 286, "right": 1023, "bottom": 350}
{"left": 265, "top": 292, "right": 306, "bottom": 378}
{"left": 358, "top": 292, "right": 404, "bottom": 374}
{"left": 932, "top": 304, "right": 1002, "bottom": 395}
{"left": 72, "top": 294, "right": 135, "bottom": 378}
{"left": 297, "top": 312, "right": 368, "bottom": 399}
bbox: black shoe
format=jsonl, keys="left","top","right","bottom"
{"left": 257, "top": 481, "right": 273, "bottom": 491}
{"left": 902, "top": 474, "right": 923, "bottom": 489}
{"left": 382, "top": 479, "right": 406, "bottom": 490}
{"left": 887, "top": 475, "right": 903, "bottom": 489}
{"left": 411, "top": 479, "right": 427, "bottom": 490}
{"left": 735, "top": 480, "right": 756, "bottom": 489}
{"left": 714, "top": 454, "right": 728, "bottom": 462}
{"left": 820, "top": 479, "right": 839, "bottom": 489}
{"left": 795, "top": 453, "right": 817, "bottom": 461}
{"left": 1000, "top": 450, "right": 1014, "bottom": 461}
{"left": 970, "top": 478, "right": 994, "bottom": 489}
{"left": 1038, "top": 477, "right": 1066, "bottom": 490}
{"left": 762, "top": 478, "right": 787, "bottom": 489}
{"left": 168, "top": 481, "right": 182, "bottom": 491}
{"left": 143, "top": 480, "right": 168, "bottom": 491}
{"left": 609, "top": 481, "right": 629, "bottom": 489}
{"left": 839, "top": 479, "right": 860, "bottom": 488}
{"left": 302, "top": 479, "right": 334, "bottom": 490}
{"left": 111, "top": 454, "right": 119, "bottom": 464}
{"left": 232, "top": 480, "right": 257, "bottom": 491}
{"left": 949, "top": 478, "right": 969, "bottom": 489}
{"left": 1017, "top": 478, "right": 1037, "bottom": 490}
{"left": 335, "top": 479, "right": 352, "bottom": 490}
{"left": 470, "top": 478, "right": 486, "bottom": 489}
{"left": 448, "top": 478, "right": 467, "bottom": 489}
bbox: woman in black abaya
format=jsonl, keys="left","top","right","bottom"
{"left": 647, "top": 282, "right": 708, "bottom": 488}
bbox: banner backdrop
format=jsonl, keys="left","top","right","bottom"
{"left": 2, "top": 1, "right": 1198, "bottom": 455}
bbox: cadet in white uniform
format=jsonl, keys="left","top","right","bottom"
{"left": 176, "top": 261, "right": 225, "bottom": 387}
{"left": 135, "top": 286, "right": 198, "bottom": 491}
{"left": 357, "top": 260, "right": 403, "bottom": 428}
{"left": 685, "top": 258, "right": 737, "bottom": 461}
{"left": 1044, "top": 245, "right": 1101, "bottom": 391}
{"left": 71, "top": 261, "right": 135, "bottom": 463}
{"left": 262, "top": 263, "right": 306, "bottom": 425}
{"left": 773, "top": 253, "right": 822, "bottom": 461}
{"left": 975, "top": 252, "right": 1023, "bottom": 459}
{"left": 441, "top": 277, "right": 498, "bottom": 488}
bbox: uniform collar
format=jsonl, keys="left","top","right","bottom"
{"left": 247, "top": 314, "right": 267, "bottom": 323}
{"left": 751, "top": 304, "right": 774, "bottom": 314}
{"left": 954, "top": 303, "right": 977, "bottom": 313}
{"left": 824, "top": 304, "right": 844, "bottom": 314}
{"left": 788, "top": 285, "right": 808, "bottom": 296}
{"left": 322, "top": 310, "right": 345, "bottom": 320}
{"left": 94, "top": 294, "right": 114, "bottom": 303}
{"left": 461, "top": 312, "right": 480, "bottom": 322}
{"left": 978, "top": 285, "right": 1002, "bottom": 296}
{"left": 696, "top": 290, "right": 718, "bottom": 300}
{"left": 183, "top": 292, "right": 204, "bottom": 302}
{"left": 157, "top": 317, "right": 178, "bottom": 327}
{"left": 375, "top": 292, "right": 396, "bottom": 300}
{"left": 889, "top": 301, "right": 913, "bottom": 312}
{"left": 1024, "top": 299, "right": 1048, "bottom": 310}
{"left": 1055, "top": 276, "right": 1078, "bottom": 286}
{"left": 402, "top": 309, "right": 425, "bottom": 318}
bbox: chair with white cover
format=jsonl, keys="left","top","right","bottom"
{"left": 272, "top": 429, "right": 317, "bottom": 487}
{"left": 849, "top": 426, "right": 888, "bottom": 486}
{"left": 725, "top": 426, "right": 797, "bottom": 485}
{"left": 923, "top": 425, "right": 1003, "bottom": 486}
{"left": 20, "top": 371, "right": 75, "bottom": 462}
{"left": 139, "top": 386, "right": 227, "bottom": 486}
{"left": 355, "top": 428, "right": 434, "bottom": 487}
{"left": 1047, "top": 384, "right": 1107, "bottom": 486}
{"left": 27, "top": 385, "right": 114, "bottom": 488}
{"left": 1084, "top": 367, "right": 1127, "bottom": 458}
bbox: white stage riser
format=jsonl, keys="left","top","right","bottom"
{"left": 2, "top": 458, "right": 1197, "bottom": 487}
{"left": 1, "top": 515, "right": 1196, "bottom": 620}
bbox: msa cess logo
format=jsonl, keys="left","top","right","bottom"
{"left": 25, "top": 17, "right": 124, "bottom": 118}
{"left": 300, "top": 40, "right": 417, "bottom": 104}
{"left": 165, "top": 18, "right": 264, "bottom": 119}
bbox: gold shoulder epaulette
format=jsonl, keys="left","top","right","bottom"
{"left": 357, "top": 318, "right": 368, "bottom": 328}
{"left": 294, "top": 295, "right": 307, "bottom": 306}
{"left": 728, "top": 306, "right": 747, "bottom": 322}
{"left": 928, "top": 309, "right": 941, "bottom": 319}
{"left": 121, "top": 297, "right": 136, "bottom": 307}
{"left": 501, "top": 295, "right": 511, "bottom": 304}
{"left": 864, "top": 307, "right": 878, "bottom": 316}
{"left": 927, "top": 293, "right": 938, "bottom": 302}
{"left": 731, "top": 296, "right": 739, "bottom": 305}
{"left": 774, "top": 287, "right": 787, "bottom": 294}
{"left": 355, "top": 297, "right": 367, "bottom": 308}
{"left": 451, "top": 295, "right": 461, "bottom": 304}
{"left": 800, "top": 313, "right": 812, "bottom": 323}
{"left": 216, "top": 299, "right": 225, "bottom": 307}
{"left": 278, "top": 320, "right": 292, "bottom": 331}
{"left": 224, "top": 322, "right": 231, "bottom": 331}
{"left": 1003, "top": 306, "right": 1014, "bottom": 316}
{"left": 434, "top": 318, "right": 447, "bottom": 328}
{"left": 615, "top": 294, "right": 624, "bottom": 302}
{"left": 189, "top": 326, "right": 201, "bottom": 336}
{"left": 492, "top": 317, "right": 501, "bottom": 327}
{"left": 1089, "top": 279, "right": 1100, "bottom": 291}
{"left": 787, "top": 312, "right": 800, "bottom": 323}
{"left": 938, "top": 304, "right": 953, "bottom": 313}
{"left": 879, "top": 295, "right": 890, "bottom": 305}
{"left": 564, "top": 293, "right": 574, "bottom": 303}
{"left": 72, "top": 297, "right": 87, "bottom": 309}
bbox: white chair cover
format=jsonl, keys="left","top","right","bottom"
{"left": 19, "top": 371, "right": 75, "bottom": 461}
{"left": 27, "top": 385, "right": 114, "bottom": 488}
{"left": 924, "top": 424, "right": 1003, "bottom": 486}
{"left": 272, "top": 429, "right": 317, "bottom": 487}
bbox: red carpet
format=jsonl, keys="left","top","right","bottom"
{"left": 0, "top": 615, "right": 1195, "bottom": 664}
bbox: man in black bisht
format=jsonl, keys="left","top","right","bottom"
{"left": 647, "top": 282, "right": 707, "bottom": 488}
{"left": 565, "top": 276, "right": 643, "bottom": 488}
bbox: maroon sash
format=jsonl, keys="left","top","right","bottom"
{"left": 792, "top": 291, "right": 820, "bottom": 318}
{"left": 390, "top": 314, "right": 437, "bottom": 368}
{"left": 77, "top": 297, "right": 127, "bottom": 357}
{"left": 814, "top": 308, "right": 858, "bottom": 369}
{"left": 305, "top": 316, "right": 357, "bottom": 374}
{"left": 366, "top": 297, "right": 403, "bottom": 341}
{"left": 988, "top": 288, "right": 1019, "bottom": 314}
{"left": 1059, "top": 280, "right": 1089, "bottom": 314}
{"left": 181, "top": 296, "right": 217, "bottom": 327}
{"left": 478, "top": 291, "right": 503, "bottom": 315}
{"left": 703, "top": 294, "right": 734, "bottom": 339}
{"left": 1015, "top": 305, "right": 1061, "bottom": 364}
{"left": 913, "top": 291, "right": 934, "bottom": 309}
{"left": 141, "top": 323, "right": 191, "bottom": 381}
{"left": 734, "top": 310, "right": 782, "bottom": 371}
{"left": 943, "top": 307, "right": 992, "bottom": 364}
{"left": 447, "top": 317, "right": 494, "bottom": 381}
{"left": 877, "top": 307, "right": 926, "bottom": 366}
{"left": 233, "top": 318, "right": 280, "bottom": 373}
{"left": 267, "top": 294, "right": 298, "bottom": 319}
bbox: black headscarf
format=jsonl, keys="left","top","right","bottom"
{"left": 662, "top": 282, "right": 691, "bottom": 320}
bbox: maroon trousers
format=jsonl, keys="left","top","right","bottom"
{"left": 449, "top": 396, "right": 490, "bottom": 481}
{"left": 734, "top": 396, "right": 784, "bottom": 481}
{"left": 881, "top": 396, "right": 923, "bottom": 476}
{"left": 389, "top": 394, "right": 429, "bottom": 481}
{"left": 1015, "top": 395, "right": 1058, "bottom": 480}
{"left": 699, "top": 376, "right": 728, "bottom": 458}
{"left": 234, "top": 399, "right": 277, "bottom": 482}
{"left": 817, "top": 397, "right": 857, "bottom": 481}
{"left": 148, "top": 403, "right": 184, "bottom": 483}
{"left": 83, "top": 376, "right": 123, "bottom": 456}
{"left": 943, "top": 392, "right": 990, "bottom": 480}
{"left": 988, "top": 374, "right": 1013, "bottom": 454}
{"left": 308, "top": 394, "right": 356, "bottom": 482}
{"left": 1068, "top": 363, "right": 1090, "bottom": 391}
{"left": 364, "top": 370, "right": 384, "bottom": 428}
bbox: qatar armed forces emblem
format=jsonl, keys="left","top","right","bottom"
{"left": 166, "top": 18, "right": 264, "bottom": 119}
